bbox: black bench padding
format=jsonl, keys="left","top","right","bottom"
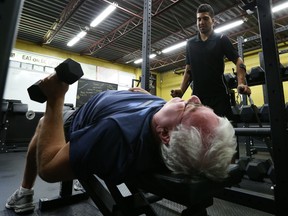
{"left": 12, "top": 103, "right": 28, "bottom": 113}
{"left": 135, "top": 164, "right": 243, "bottom": 207}
{"left": 79, "top": 164, "right": 243, "bottom": 216}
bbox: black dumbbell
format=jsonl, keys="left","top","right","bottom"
{"left": 259, "top": 104, "right": 270, "bottom": 123}
{"left": 248, "top": 66, "right": 265, "bottom": 84}
{"left": 246, "top": 158, "right": 272, "bottom": 182}
{"left": 27, "top": 58, "right": 83, "bottom": 103}
{"left": 239, "top": 105, "right": 256, "bottom": 123}
{"left": 237, "top": 156, "right": 251, "bottom": 171}
{"left": 224, "top": 73, "right": 237, "bottom": 89}
{"left": 267, "top": 164, "right": 275, "bottom": 184}
{"left": 231, "top": 105, "right": 241, "bottom": 123}
{"left": 239, "top": 95, "right": 261, "bottom": 124}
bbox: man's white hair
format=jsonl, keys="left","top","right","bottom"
{"left": 161, "top": 117, "right": 236, "bottom": 180}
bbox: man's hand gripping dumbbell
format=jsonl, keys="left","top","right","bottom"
{"left": 27, "top": 58, "right": 83, "bottom": 103}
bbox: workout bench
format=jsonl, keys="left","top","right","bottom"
{"left": 38, "top": 164, "right": 243, "bottom": 215}
{"left": 39, "top": 164, "right": 243, "bottom": 215}
{"left": 78, "top": 164, "right": 243, "bottom": 216}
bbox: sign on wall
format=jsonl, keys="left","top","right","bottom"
{"left": 76, "top": 79, "right": 118, "bottom": 107}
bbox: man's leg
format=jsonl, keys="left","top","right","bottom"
{"left": 6, "top": 75, "right": 76, "bottom": 212}
{"left": 5, "top": 120, "right": 41, "bottom": 213}
{"left": 22, "top": 124, "right": 40, "bottom": 189}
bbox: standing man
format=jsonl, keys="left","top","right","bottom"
{"left": 171, "top": 3, "right": 250, "bottom": 121}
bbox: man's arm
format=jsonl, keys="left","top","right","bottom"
{"left": 171, "top": 64, "right": 192, "bottom": 98}
{"left": 37, "top": 74, "right": 75, "bottom": 182}
{"left": 234, "top": 57, "right": 251, "bottom": 95}
{"left": 220, "top": 35, "right": 251, "bottom": 95}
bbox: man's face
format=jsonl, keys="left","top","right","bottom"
{"left": 197, "top": 12, "right": 214, "bottom": 34}
{"left": 156, "top": 95, "right": 219, "bottom": 132}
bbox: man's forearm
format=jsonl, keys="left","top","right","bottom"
{"left": 180, "top": 68, "right": 191, "bottom": 93}
{"left": 170, "top": 65, "right": 191, "bottom": 97}
{"left": 237, "top": 69, "right": 246, "bottom": 85}
{"left": 234, "top": 58, "right": 251, "bottom": 95}
{"left": 36, "top": 75, "right": 69, "bottom": 179}
{"left": 37, "top": 97, "right": 66, "bottom": 170}
{"left": 236, "top": 59, "right": 247, "bottom": 85}
{"left": 180, "top": 79, "right": 189, "bottom": 93}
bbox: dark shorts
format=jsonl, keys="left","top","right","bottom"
{"left": 63, "top": 109, "right": 76, "bottom": 142}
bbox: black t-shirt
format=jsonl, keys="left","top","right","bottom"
{"left": 186, "top": 32, "right": 239, "bottom": 97}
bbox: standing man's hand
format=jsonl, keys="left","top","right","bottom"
{"left": 237, "top": 84, "right": 251, "bottom": 96}
{"left": 170, "top": 89, "right": 183, "bottom": 98}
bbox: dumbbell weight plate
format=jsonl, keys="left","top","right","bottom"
{"left": 55, "top": 58, "right": 83, "bottom": 84}
{"left": 26, "top": 110, "right": 35, "bottom": 120}
{"left": 27, "top": 80, "right": 47, "bottom": 103}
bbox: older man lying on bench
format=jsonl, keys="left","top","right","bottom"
{"left": 5, "top": 74, "right": 237, "bottom": 214}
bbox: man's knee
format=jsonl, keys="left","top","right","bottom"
{"left": 37, "top": 117, "right": 44, "bottom": 129}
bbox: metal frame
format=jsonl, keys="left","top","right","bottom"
{"left": 0, "top": 0, "right": 23, "bottom": 110}
{"left": 42, "top": 0, "right": 86, "bottom": 44}
{"left": 39, "top": 181, "right": 89, "bottom": 211}
{"left": 81, "top": 0, "right": 181, "bottom": 56}
{"left": 216, "top": 187, "right": 275, "bottom": 214}
{"left": 225, "top": 1, "right": 288, "bottom": 215}
{"left": 256, "top": 1, "right": 288, "bottom": 214}
{"left": 141, "top": 0, "right": 152, "bottom": 91}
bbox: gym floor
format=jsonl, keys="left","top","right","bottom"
{"left": 0, "top": 150, "right": 274, "bottom": 216}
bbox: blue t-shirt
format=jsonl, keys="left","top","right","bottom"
{"left": 69, "top": 90, "right": 167, "bottom": 184}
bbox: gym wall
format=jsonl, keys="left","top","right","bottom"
{"left": 4, "top": 41, "right": 139, "bottom": 112}
{"left": 13, "top": 40, "right": 161, "bottom": 100}
{"left": 15, "top": 40, "right": 139, "bottom": 76}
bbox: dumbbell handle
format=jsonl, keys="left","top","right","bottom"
{"left": 238, "top": 85, "right": 254, "bottom": 105}
{"left": 238, "top": 85, "right": 250, "bottom": 94}
{"left": 248, "top": 95, "right": 254, "bottom": 105}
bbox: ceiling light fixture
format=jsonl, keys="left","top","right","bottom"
{"left": 67, "top": 31, "right": 87, "bottom": 47}
{"left": 161, "top": 41, "right": 187, "bottom": 54}
{"left": 90, "top": 2, "right": 117, "bottom": 27}
{"left": 214, "top": 20, "right": 244, "bottom": 33}
{"left": 272, "top": 2, "right": 288, "bottom": 13}
{"left": 134, "top": 54, "right": 157, "bottom": 64}
{"left": 134, "top": 59, "right": 143, "bottom": 64}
